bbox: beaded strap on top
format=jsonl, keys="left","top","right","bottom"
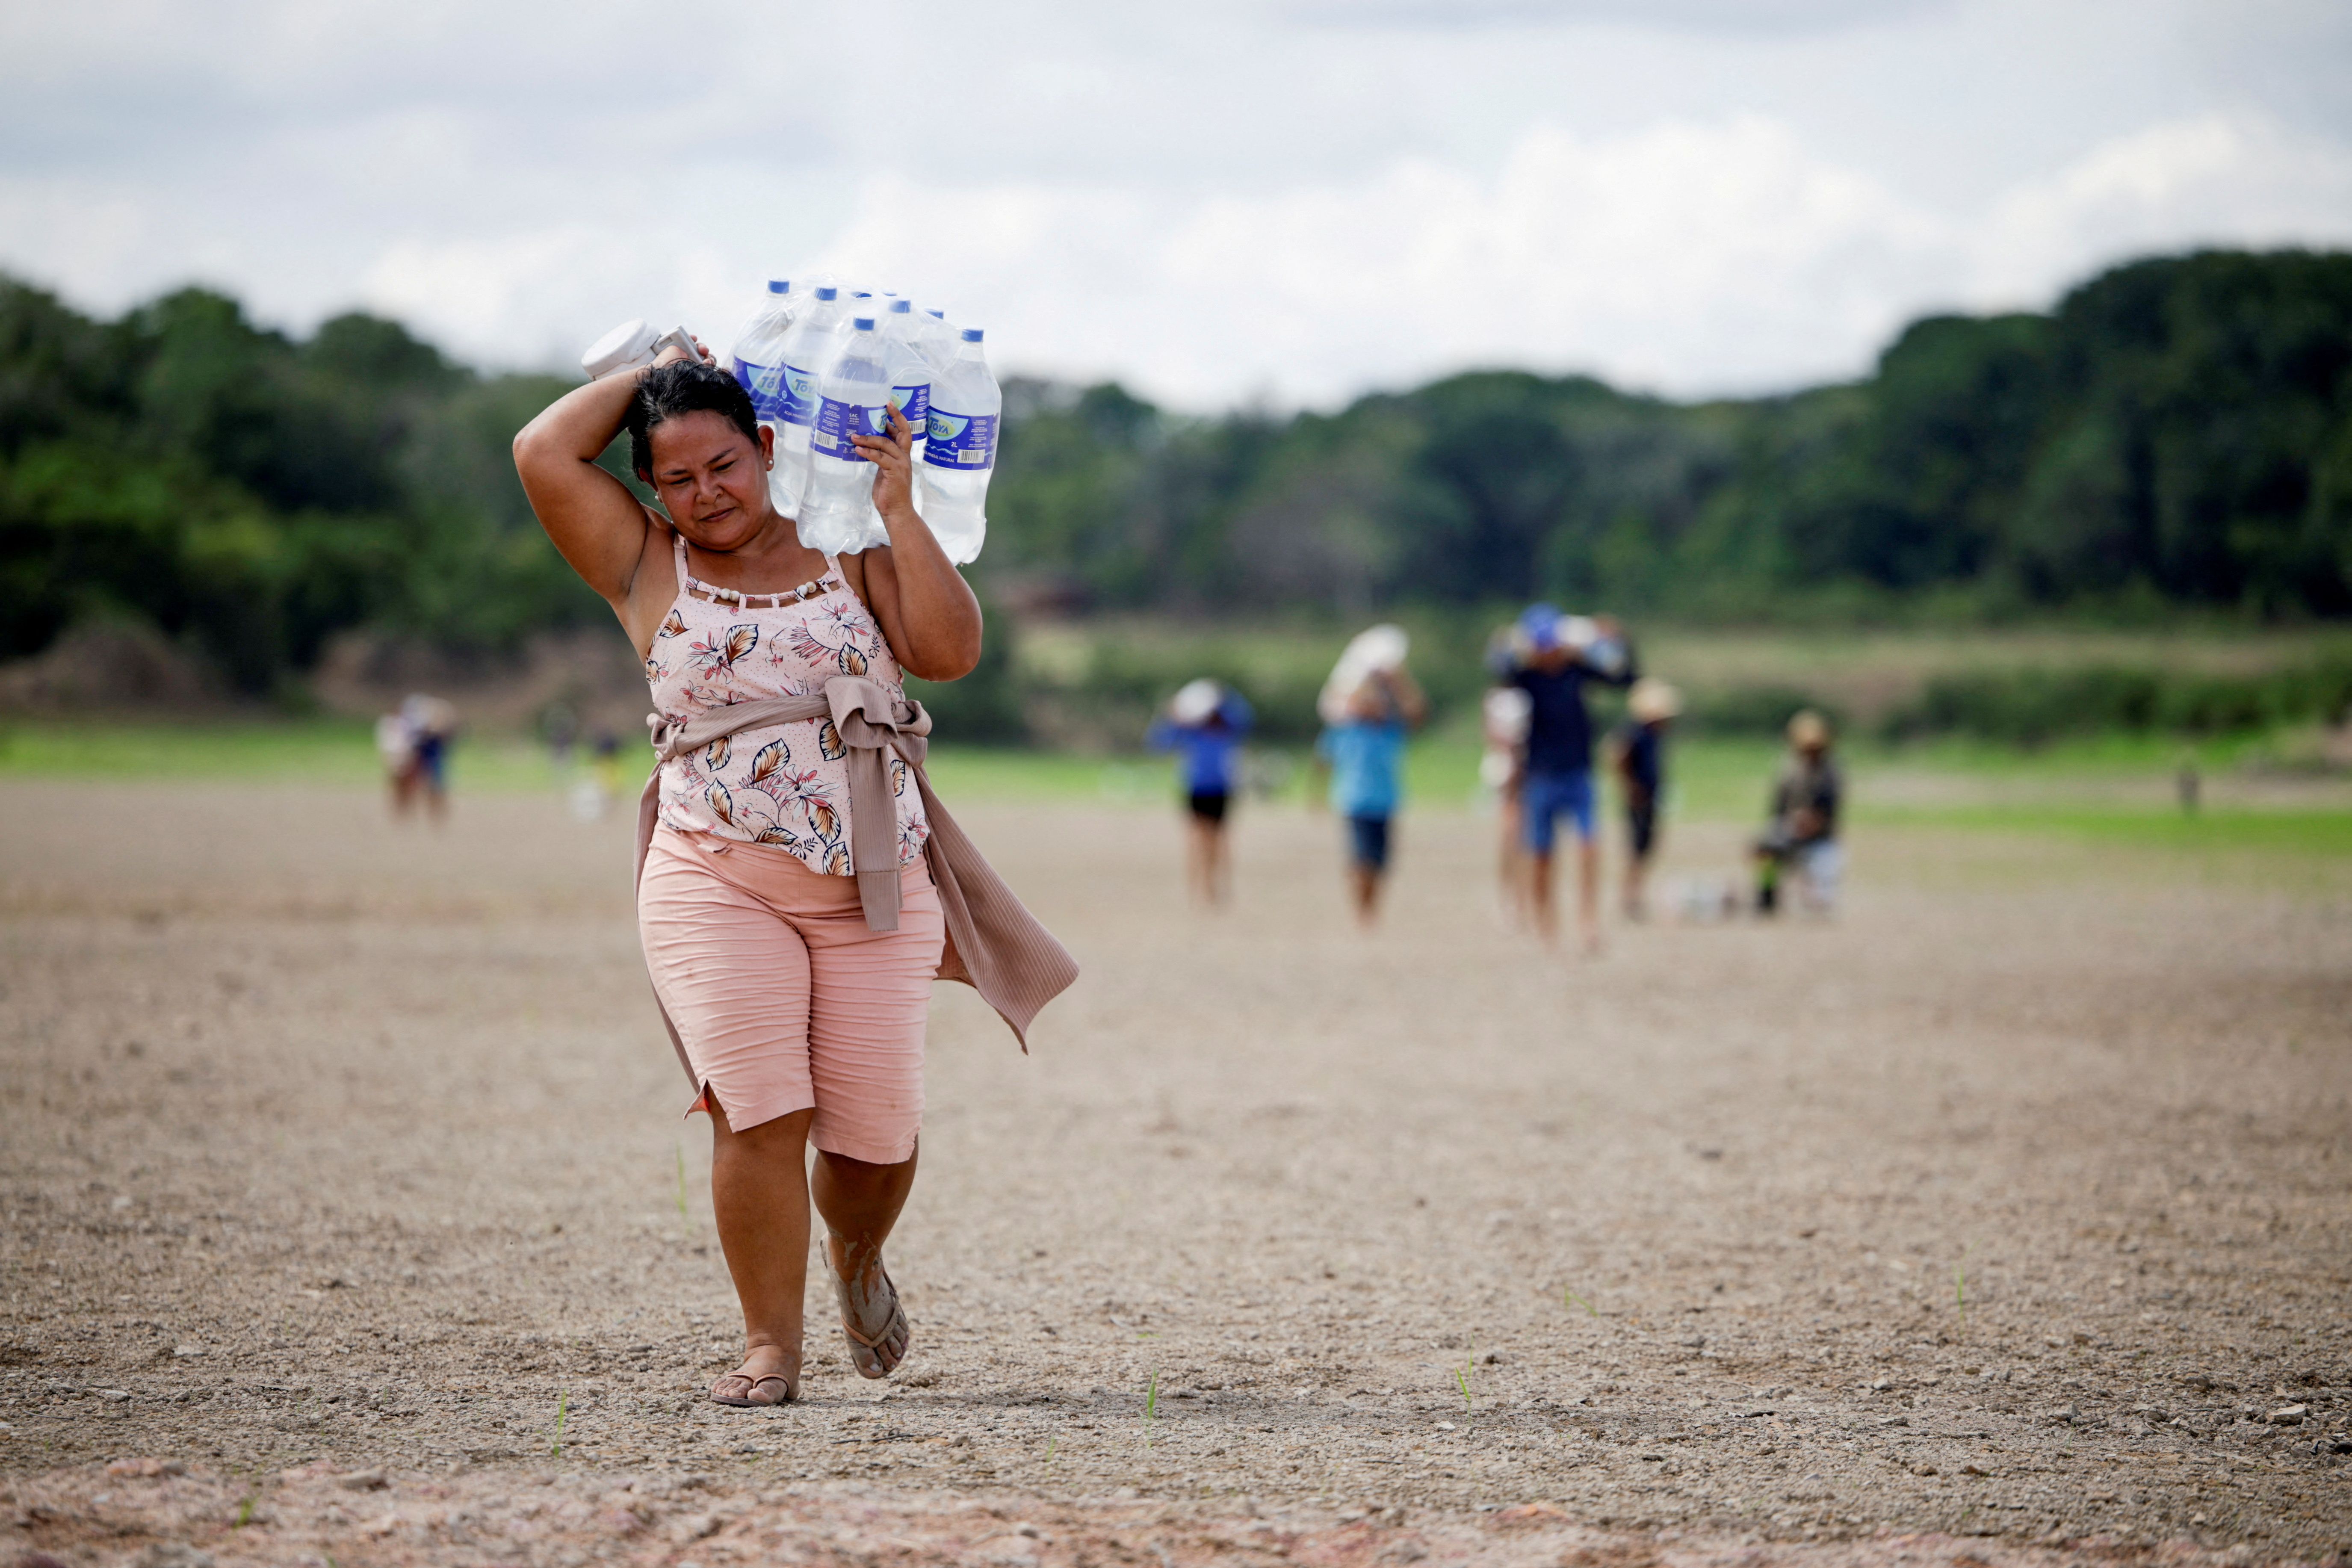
{"left": 672, "top": 533, "right": 839, "bottom": 607}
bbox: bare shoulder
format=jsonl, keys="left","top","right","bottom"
{"left": 837, "top": 546, "right": 891, "bottom": 613}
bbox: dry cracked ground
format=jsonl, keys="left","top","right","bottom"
{"left": 1, "top": 777, "right": 2347, "bottom": 1567}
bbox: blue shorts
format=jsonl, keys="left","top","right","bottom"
{"left": 1347, "top": 813, "right": 1391, "bottom": 871}
{"left": 1521, "top": 768, "right": 1594, "bottom": 854}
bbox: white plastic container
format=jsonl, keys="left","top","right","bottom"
{"left": 799, "top": 316, "right": 894, "bottom": 554}
{"left": 916, "top": 327, "right": 999, "bottom": 565}
{"left": 580, "top": 319, "right": 698, "bottom": 380}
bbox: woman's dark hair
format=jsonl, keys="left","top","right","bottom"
{"left": 627, "top": 360, "right": 760, "bottom": 480}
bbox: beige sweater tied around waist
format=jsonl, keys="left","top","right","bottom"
{"left": 633, "top": 675, "right": 1078, "bottom": 1083}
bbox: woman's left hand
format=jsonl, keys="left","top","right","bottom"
{"left": 850, "top": 401, "right": 919, "bottom": 523}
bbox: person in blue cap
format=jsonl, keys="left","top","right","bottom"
{"left": 1147, "top": 678, "right": 1254, "bottom": 906}
{"left": 1492, "top": 604, "right": 1638, "bottom": 951}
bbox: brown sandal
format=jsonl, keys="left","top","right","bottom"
{"left": 830, "top": 1259, "right": 910, "bottom": 1379}
{"left": 709, "top": 1367, "right": 798, "bottom": 1407}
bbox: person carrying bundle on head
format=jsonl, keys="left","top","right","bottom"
{"left": 511, "top": 336, "right": 1074, "bottom": 1411}
{"left": 1312, "top": 625, "right": 1426, "bottom": 929}
{"left": 1492, "top": 604, "right": 1639, "bottom": 953}
{"left": 1147, "top": 678, "right": 1253, "bottom": 907}
{"left": 1754, "top": 709, "right": 1842, "bottom": 915}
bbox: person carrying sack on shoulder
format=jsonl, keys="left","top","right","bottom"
{"left": 513, "top": 338, "right": 1074, "bottom": 1410}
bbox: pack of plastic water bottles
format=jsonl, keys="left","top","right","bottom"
{"left": 725, "top": 277, "right": 998, "bottom": 563}
{"left": 584, "top": 277, "right": 1000, "bottom": 564}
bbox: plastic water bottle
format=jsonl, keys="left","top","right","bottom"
{"left": 800, "top": 316, "right": 893, "bottom": 554}
{"left": 879, "top": 299, "right": 932, "bottom": 461}
{"left": 918, "top": 327, "right": 999, "bottom": 565}
{"left": 769, "top": 285, "right": 851, "bottom": 524}
{"left": 910, "top": 306, "right": 958, "bottom": 374}
{"left": 727, "top": 280, "right": 799, "bottom": 506}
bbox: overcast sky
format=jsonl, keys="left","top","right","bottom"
{"left": 3, "top": 0, "right": 2348, "bottom": 410}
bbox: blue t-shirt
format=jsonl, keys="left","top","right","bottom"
{"left": 1510, "top": 655, "right": 1636, "bottom": 776}
{"left": 1317, "top": 719, "right": 1408, "bottom": 819}
{"left": 1147, "top": 694, "right": 1253, "bottom": 794}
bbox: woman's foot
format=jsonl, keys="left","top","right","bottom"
{"left": 709, "top": 1342, "right": 800, "bottom": 1407}
{"left": 827, "top": 1237, "right": 910, "bottom": 1378}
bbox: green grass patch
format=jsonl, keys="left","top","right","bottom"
{"left": 1860, "top": 802, "right": 2352, "bottom": 856}
{"left": 0, "top": 718, "right": 589, "bottom": 794}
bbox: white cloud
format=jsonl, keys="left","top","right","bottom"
{"left": 801, "top": 109, "right": 2352, "bottom": 410}
{"left": 1, "top": 1, "right": 2346, "bottom": 408}
{"left": 1971, "top": 112, "right": 2352, "bottom": 306}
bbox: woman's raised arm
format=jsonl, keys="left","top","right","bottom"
{"left": 511, "top": 345, "right": 699, "bottom": 606}
{"left": 846, "top": 403, "right": 984, "bottom": 682}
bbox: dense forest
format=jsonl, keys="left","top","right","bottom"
{"left": 3, "top": 248, "right": 2349, "bottom": 703}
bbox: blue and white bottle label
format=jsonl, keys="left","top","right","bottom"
{"left": 734, "top": 358, "right": 788, "bottom": 423}
{"left": 778, "top": 364, "right": 821, "bottom": 427}
{"left": 812, "top": 396, "right": 889, "bottom": 462}
{"left": 921, "top": 409, "right": 998, "bottom": 470}
{"left": 891, "top": 381, "right": 931, "bottom": 428}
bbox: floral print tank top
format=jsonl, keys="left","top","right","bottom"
{"left": 644, "top": 533, "right": 930, "bottom": 873}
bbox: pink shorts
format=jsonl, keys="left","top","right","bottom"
{"left": 638, "top": 827, "right": 944, "bottom": 1163}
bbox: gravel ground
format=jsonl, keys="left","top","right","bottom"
{"left": 2, "top": 779, "right": 2348, "bottom": 1567}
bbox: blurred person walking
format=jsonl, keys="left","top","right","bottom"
{"left": 513, "top": 343, "right": 1073, "bottom": 1409}
{"left": 1493, "top": 605, "right": 1638, "bottom": 952}
{"left": 1147, "top": 678, "right": 1253, "bottom": 907}
{"left": 378, "top": 694, "right": 458, "bottom": 821}
{"left": 1610, "top": 678, "right": 1681, "bottom": 921}
{"left": 1480, "top": 682, "right": 1534, "bottom": 929}
{"left": 1312, "top": 626, "right": 1426, "bottom": 928}
{"left": 1754, "top": 709, "right": 1842, "bottom": 915}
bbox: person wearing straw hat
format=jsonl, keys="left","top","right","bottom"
{"left": 1754, "top": 708, "right": 1843, "bottom": 915}
{"left": 1147, "top": 678, "right": 1253, "bottom": 907}
{"left": 1312, "top": 625, "right": 1427, "bottom": 928}
{"left": 1610, "top": 676, "right": 1681, "bottom": 921}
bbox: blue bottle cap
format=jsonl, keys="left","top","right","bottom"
{"left": 853, "top": 317, "right": 876, "bottom": 331}
{"left": 888, "top": 298, "right": 911, "bottom": 313}
{"left": 927, "top": 309, "right": 944, "bottom": 319}
{"left": 766, "top": 278, "right": 790, "bottom": 294}
{"left": 960, "top": 328, "right": 984, "bottom": 343}
{"left": 814, "top": 286, "right": 838, "bottom": 300}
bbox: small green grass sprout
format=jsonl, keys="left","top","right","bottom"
{"left": 1563, "top": 1287, "right": 1598, "bottom": 1317}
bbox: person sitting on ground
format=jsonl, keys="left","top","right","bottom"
{"left": 1610, "top": 677, "right": 1681, "bottom": 922}
{"left": 1754, "top": 708, "right": 1843, "bottom": 915}
{"left": 1311, "top": 626, "right": 1427, "bottom": 929}
{"left": 1492, "top": 604, "right": 1639, "bottom": 952}
{"left": 1146, "top": 679, "right": 1253, "bottom": 907}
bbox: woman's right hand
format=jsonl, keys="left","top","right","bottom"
{"left": 653, "top": 335, "right": 713, "bottom": 370}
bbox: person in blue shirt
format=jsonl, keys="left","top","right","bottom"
{"left": 1314, "top": 652, "right": 1427, "bottom": 928}
{"left": 1493, "top": 604, "right": 1638, "bottom": 951}
{"left": 1146, "top": 679, "right": 1253, "bottom": 907}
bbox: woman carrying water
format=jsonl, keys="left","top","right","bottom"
{"left": 513, "top": 341, "right": 1073, "bottom": 1406}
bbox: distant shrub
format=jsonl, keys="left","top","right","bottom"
{"left": 1677, "top": 684, "right": 1847, "bottom": 739}
{"left": 1880, "top": 661, "right": 2352, "bottom": 745}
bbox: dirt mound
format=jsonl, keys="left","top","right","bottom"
{"left": 0, "top": 621, "right": 228, "bottom": 713}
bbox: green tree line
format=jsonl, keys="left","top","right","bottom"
{"left": 3, "top": 248, "right": 2349, "bottom": 703}
{"left": 987, "top": 249, "right": 2352, "bottom": 621}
